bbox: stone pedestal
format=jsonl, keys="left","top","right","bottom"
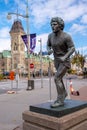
{"left": 22, "top": 100, "right": 87, "bottom": 130}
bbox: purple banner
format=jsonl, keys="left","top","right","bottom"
{"left": 21, "top": 33, "right": 36, "bottom": 52}
{"left": 21, "top": 35, "right": 28, "bottom": 49}
{"left": 30, "top": 33, "right": 36, "bottom": 51}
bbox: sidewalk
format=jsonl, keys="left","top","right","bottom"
{"left": 71, "top": 85, "right": 87, "bottom": 101}
{"left": 0, "top": 78, "right": 56, "bottom": 130}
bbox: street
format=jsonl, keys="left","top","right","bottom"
{"left": 0, "top": 79, "right": 26, "bottom": 94}
{"left": 0, "top": 75, "right": 87, "bottom": 95}
{"left": 0, "top": 75, "right": 87, "bottom": 130}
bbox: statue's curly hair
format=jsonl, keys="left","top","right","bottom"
{"left": 50, "top": 17, "right": 64, "bottom": 30}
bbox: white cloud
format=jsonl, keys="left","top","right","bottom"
{"left": 0, "top": 38, "right": 11, "bottom": 52}
{"left": 81, "top": 14, "right": 87, "bottom": 24}
{"left": 69, "top": 23, "right": 87, "bottom": 35}
{"left": 0, "top": 27, "right": 11, "bottom": 51}
{"left": 63, "top": 2, "right": 87, "bottom": 22}
{"left": 76, "top": 46, "right": 87, "bottom": 55}
{"left": 1, "top": 0, "right": 87, "bottom": 52}
{"left": 0, "top": 27, "right": 10, "bottom": 38}
{"left": 77, "top": 46, "right": 87, "bottom": 51}
{"left": 30, "top": 0, "right": 76, "bottom": 26}
{"left": 30, "top": 0, "right": 87, "bottom": 26}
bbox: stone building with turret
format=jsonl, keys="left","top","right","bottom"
{"left": 10, "top": 19, "right": 25, "bottom": 73}
{"left": 0, "top": 19, "right": 54, "bottom": 77}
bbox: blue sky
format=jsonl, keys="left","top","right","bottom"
{"left": 0, "top": 0, "right": 87, "bottom": 56}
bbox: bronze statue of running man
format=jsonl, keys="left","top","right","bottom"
{"left": 47, "top": 17, "right": 75, "bottom": 107}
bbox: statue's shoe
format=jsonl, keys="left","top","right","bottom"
{"left": 51, "top": 100, "right": 64, "bottom": 108}
{"left": 51, "top": 91, "right": 67, "bottom": 108}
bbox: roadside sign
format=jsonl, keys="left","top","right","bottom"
{"left": 30, "top": 63, "right": 34, "bottom": 69}
{"left": 9, "top": 71, "right": 15, "bottom": 80}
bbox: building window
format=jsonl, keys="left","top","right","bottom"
{"left": 14, "top": 63, "right": 17, "bottom": 69}
{"left": 2, "top": 62, "right": 5, "bottom": 67}
{"left": 14, "top": 43, "right": 18, "bottom": 51}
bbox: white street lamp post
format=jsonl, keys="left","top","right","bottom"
{"left": 38, "top": 38, "right": 43, "bottom": 88}
{"left": 7, "top": 0, "right": 31, "bottom": 89}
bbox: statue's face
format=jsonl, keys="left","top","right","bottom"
{"left": 51, "top": 21, "right": 60, "bottom": 33}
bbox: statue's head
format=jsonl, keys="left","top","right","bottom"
{"left": 50, "top": 17, "right": 64, "bottom": 31}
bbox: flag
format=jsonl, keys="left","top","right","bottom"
{"left": 21, "top": 33, "right": 36, "bottom": 52}
{"left": 30, "top": 33, "right": 36, "bottom": 51}
{"left": 21, "top": 35, "right": 28, "bottom": 49}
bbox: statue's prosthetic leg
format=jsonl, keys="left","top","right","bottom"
{"left": 51, "top": 63, "right": 68, "bottom": 108}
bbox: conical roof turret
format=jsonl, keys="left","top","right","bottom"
{"left": 10, "top": 19, "right": 25, "bottom": 34}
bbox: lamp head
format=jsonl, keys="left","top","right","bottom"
{"left": 7, "top": 13, "right": 12, "bottom": 20}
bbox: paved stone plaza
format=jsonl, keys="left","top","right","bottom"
{"left": 0, "top": 76, "right": 87, "bottom": 130}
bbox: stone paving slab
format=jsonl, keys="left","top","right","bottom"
{"left": 13, "top": 125, "right": 23, "bottom": 130}
{"left": 71, "top": 86, "right": 87, "bottom": 101}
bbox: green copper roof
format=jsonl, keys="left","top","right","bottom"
{"left": 0, "top": 53, "right": 3, "bottom": 58}
{"left": 2, "top": 50, "right": 11, "bottom": 58}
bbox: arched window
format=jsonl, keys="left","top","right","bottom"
{"left": 14, "top": 43, "right": 18, "bottom": 51}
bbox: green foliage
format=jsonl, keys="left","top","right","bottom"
{"left": 67, "top": 69, "right": 76, "bottom": 74}
{"left": 0, "top": 74, "right": 4, "bottom": 81}
{"left": 71, "top": 53, "right": 86, "bottom": 69}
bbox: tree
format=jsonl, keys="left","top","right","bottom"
{"left": 71, "top": 51, "right": 86, "bottom": 69}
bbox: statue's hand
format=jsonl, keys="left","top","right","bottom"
{"left": 48, "top": 49, "right": 53, "bottom": 55}
{"left": 59, "top": 56, "right": 66, "bottom": 62}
